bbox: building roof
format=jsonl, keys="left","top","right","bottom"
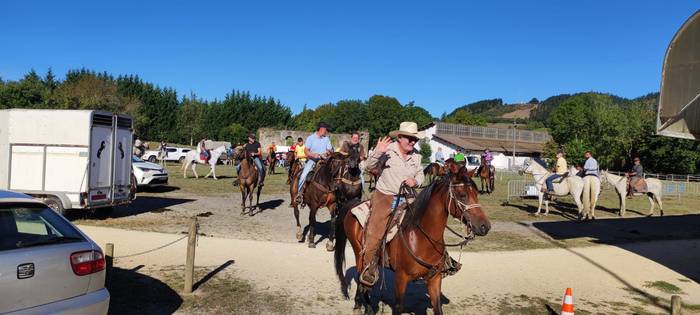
{"left": 433, "top": 134, "right": 546, "bottom": 154}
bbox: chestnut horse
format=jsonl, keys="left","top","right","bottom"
{"left": 334, "top": 165, "right": 491, "bottom": 314}
{"left": 291, "top": 153, "right": 361, "bottom": 249}
{"left": 266, "top": 147, "right": 276, "bottom": 175}
{"left": 233, "top": 147, "right": 262, "bottom": 215}
{"left": 423, "top": 162, "right": 446, "bottom": 185}
{"left": 476, "top": 159, "right": 495, "bottom": 194}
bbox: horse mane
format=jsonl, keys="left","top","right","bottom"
{"left": 400, "top": 179, "right": 441, "bottom": 229}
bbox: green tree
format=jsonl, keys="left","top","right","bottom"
{"left": 443, "top": 109, "right": 487, "bottom": 126}
{"left": 419, "top": 139, "right": 432, "bottom": 163}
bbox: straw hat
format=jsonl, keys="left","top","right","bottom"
{"left": 388, "top": 121, "right": 425, "bottom": 139}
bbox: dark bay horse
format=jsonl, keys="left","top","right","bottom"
{"left": 266, "top": 147, "right": 276, "bottom": 175}
{"left": 290, "top": 152, "right": 362, "bottom": 250}
{"left": 423, "top": 162, "right": 446, "bottom": 185}
{"left": 334, "top": 165, "right": 491, "bottom": 314}
{"left": 233, "top": 147, "right": 262, "bottom": 215}
{"left": 476, "top": 159, "right": 495, "bottom": 194}
{"left": 285, "top": 151, "right": 297, "bottom": 184}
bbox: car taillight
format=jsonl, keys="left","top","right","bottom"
{"left": 80, "top": 192, "right": 88, "bottom": 207}
{"left": 70, "top": 250, "right": 105, "bottom": 276}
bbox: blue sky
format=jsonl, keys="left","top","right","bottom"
{"left": 0, "top": 1, "right": 697, "bottom": 116}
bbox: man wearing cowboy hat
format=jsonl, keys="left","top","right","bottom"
{"left": 233, "top": 133, "right": 265, "bottom": 186}
{"left": 359, "top": 121, "right": 425, "bottom": 287}
{"left": 296, "top": 122, "right": 334, "bottom": 202}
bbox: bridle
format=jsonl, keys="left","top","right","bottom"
{"left": 394, "top": 175, "right": 481, "bottom": 278}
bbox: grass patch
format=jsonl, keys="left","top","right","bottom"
{"left": 644, "top": 281, "right": 684, "bottom": 295}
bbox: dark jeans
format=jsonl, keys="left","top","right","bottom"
{"left": 546, "top": 174, "right": 562, "bottom": 192}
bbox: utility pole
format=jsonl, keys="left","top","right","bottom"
{"left": 512, "top": 118, "right": 517, "bottom": 171}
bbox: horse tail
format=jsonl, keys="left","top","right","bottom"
{"left": 334, "top": 197, "right": 360, "bottom": 299}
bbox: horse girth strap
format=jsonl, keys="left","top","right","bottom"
{"left": 311, "top": 181, "right": 332, "bottom": 193}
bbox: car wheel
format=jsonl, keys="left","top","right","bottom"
{"left": 179, "top": 156, "right": 186, "bottom": 163}
{"left": 44, "top": 197, "right": 66, "bottom": 216}
{"left": 148, "top": 156, "right": 157, "bottom": 163}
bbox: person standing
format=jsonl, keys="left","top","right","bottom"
{"left": 434, "top": 147, "right": 445, "bottom": 164}
{"left": 233, "top": 134, "right": 265, "bottom": 186}
{"left": 157, "top": 140, "right": 168, "bottom": 167}
{"left": 544, "top": 151, "right": 567, "bottom": 193}
{"left": 296, "top": 123, "right": 333, "bottom": 202}
{"left": 359, "top": 122, "right": 424, "bottom": 286}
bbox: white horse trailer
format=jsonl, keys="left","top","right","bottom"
{"left": 0, "top": 109, "right": 134, "bottom": 215}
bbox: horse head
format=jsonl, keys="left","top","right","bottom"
{"left": 520, "top": 158, "right": 534, "bottom": 175}
{"left": 232, "top": 146, "right": 246, "bottom": 161}
{"left": 447, "top": 167, "right": 491, "bottom": 237}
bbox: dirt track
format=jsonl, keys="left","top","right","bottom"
{"left": 81, "top": 225, "right": 700, "bottom": 314}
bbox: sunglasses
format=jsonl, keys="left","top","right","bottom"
{"left": 399, "top": 135, "right": 418, "bottom": 143}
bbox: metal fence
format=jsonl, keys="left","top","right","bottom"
{"left": 606, "top": 170, "right": 700, "bottom": 182}
{"left": 506, "top": 179, "right": 538, "bottom": 202}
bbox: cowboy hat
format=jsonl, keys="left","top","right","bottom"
{"left": 389, "top": 121, "right": 425, "bottom": 139}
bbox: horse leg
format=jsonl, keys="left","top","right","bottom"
{"left": 647, "top": 194, "right": 655, "bottom": 217}
{"left": 535, "top": 193, "right": 543, "bottom": 215}
{"left": 618, "top": 190, "right": 626, "bottom": 217}
{"left": 255, "top": 185, "right": 262, "bottom": 209}
{"left": 326, "top": 204, "right": 337, "bottom": 252}
{"left": 308, "top": 206, "right": 317, "bottom": 248}
{"left": 655, "top": 193, "right": 664, "bottom": 216}
{"left": 426, "top": 275, "right": 444, "bottom": 315}
{"left": 191, "top": 164, "right": 199, "bottom": 178}
{"left": 212, "top": 164, "right": 218, "bottom": 180}
{"left": 240, "top": 189, "right": 247, "bottom": 215}
{"left": 294, "top": 204, "right": 302, "bottom": 241}
{"left": 393, "top": 271, "right": 410, "bottom": 315}
{"left": 249, "top": 186, "right": 255, "bottom": 215}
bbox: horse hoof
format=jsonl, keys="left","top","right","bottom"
{"left": 326, "top": 241, "right": 335, "bottom": 252}
{"left": 308, "top": 242, "right": 316, "bottom": 248}
{"left": 660, "top": 211, "right": 664, "bottom": 217}
{"left": 296, "top": 231, "right": 303, "bottom": 241}
{"left": 353, "top": 308, "right": 363, "bottom": 315}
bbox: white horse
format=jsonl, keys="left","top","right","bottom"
{"left": 521, "top": 159, "right": 584, "bottom": 217}
{"left": 181, "top": 146, "right": 231, "bottom": 179}
{"left": 599, "top": 171, "right": 664, "bottom": 217}
{"left": 581, "top": 174, "right": 601, "bottom": 220}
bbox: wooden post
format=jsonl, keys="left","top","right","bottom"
{"left": 184, "top": 217, "right": 197, "bottom": 294}
{"left": 105, "top": 243, "right": 114, "bottom": 289}
{"left": 671, "top": 295, "right": 682, "bottom": 315}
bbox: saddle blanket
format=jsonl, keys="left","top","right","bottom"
{"left": 350, "top": 200, "right": 406, "bottom": 243}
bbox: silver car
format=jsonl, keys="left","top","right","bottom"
{"left": 0, "top": 190, "right": 109, "bottom": 314}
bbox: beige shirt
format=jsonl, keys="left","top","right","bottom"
{"left": 366, "top": 142, "right": 424, "bottom": 195}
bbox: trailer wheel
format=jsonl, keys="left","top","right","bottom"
{"left": 148, "top": 156, "right": 157, "bottom": 163}
{"left": 44, "top": 197, "right": 66, "bottom": 216}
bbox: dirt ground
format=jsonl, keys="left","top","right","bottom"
{"left": 69, "top": 169, "right": 700, "bottom": 314}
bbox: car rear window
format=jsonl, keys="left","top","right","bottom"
{"left": 0, "top": 204, "right": 85, "bottom": 251}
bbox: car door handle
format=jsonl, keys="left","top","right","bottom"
{"left": 17, "top": 263, "right": 35, "bottom": 279}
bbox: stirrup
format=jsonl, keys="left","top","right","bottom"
{"left": 359, "top": 264, "right": 378, "bottom": 287}
{"left": 443, "top": 256, "right": 462, "bottom": 277}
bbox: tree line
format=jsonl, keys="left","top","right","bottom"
{"left": 1, "top": 68, "right": 699, "bottom": 173}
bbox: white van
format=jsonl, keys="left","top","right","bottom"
{"left": 0, "top": 109, "right": 134, "bottom": 215}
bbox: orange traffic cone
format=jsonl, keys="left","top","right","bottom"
{"left": 561, "top": 287, "right": 574, "bottom": 315}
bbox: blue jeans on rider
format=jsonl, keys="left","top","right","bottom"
{"left": 237, "top": 157, "right": 265, "bottom": 181}
{"left": 297, "top": 159, "right": 317, "bottom": 193}
{"left": 391, "top": 196, "right": 406, "bottom": 212}
{"left": 545, "top": 174, "right": 562, "bottom": 192}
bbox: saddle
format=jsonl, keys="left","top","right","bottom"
{"left": 199, "top": 150, "right": 211, "bottom": 163}
{"left": 552, "top": 172, "right": 569, "bottom": 184}
{"left": 629, "top": 177, "right": 648, "bottom": 193}
{"left": 351, "top": 200, "right": 408, "bottom": 244}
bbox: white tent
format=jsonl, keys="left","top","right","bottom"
{"left": 657, "top": 10, "right": 700, "bottom": 140}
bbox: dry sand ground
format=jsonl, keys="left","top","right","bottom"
{"left": 82, "top": 225, "right": 700, "bottom": 314}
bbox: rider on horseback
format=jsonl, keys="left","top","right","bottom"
{"left": 626, "top": 157, "right": 644, "bottom": 198}
{"left": 198, "top": 138, "right": 210, "bottom": 162}
{"left": 233, "top": 134, "right": 265, "bottom": 186}
{"left": 359, "top": 122, "right": 425, "bottom": 287}
{"left": 296, "top": 122, "right": 333, "bottom": 203}
{"left": 339, "top": 132, "right": 366, "bottom": 190}
{"left": 544, "top": 151, "right": 567, "bottom": 194}
{"left": 481, "top": 148, "right": 493, "bottom": 167}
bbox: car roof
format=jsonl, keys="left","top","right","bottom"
{"left": 0, "top": 190, "right": 33, "bottom": 199}
{"left": 0, "top": 190, "right": 46, "bottom": 205}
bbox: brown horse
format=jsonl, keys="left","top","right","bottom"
{"left": 290, "top": 152, "right": 362, "bottom": 249}
{"left": 423, "top": 162, "right": 446, "bottom": 185}
{"left": 285, "top": 151, "right": 297, "bottom": 184}
{"left": 334, "top": 165, "right": 491, "bottom": 314}
{"left": 233, "top": 147, "right": 262, "bottom": 215}
{"left": 266, "top": 147, "right": 276, "bottom": 175}
{"left": 476, "top": 159, "right": 495, "bottom": 194}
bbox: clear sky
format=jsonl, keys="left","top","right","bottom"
{"left": 1, "top": 1, "right": 697, "bottom": 116}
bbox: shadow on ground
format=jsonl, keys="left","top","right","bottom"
{"left": 533, "top": 213, "right": 700, "bottom": 283}
{"left": 66, "top": 196, "right": 195, "bottom": 221}
{"left": 341, "top": 267, "right": 451, "bottom": 314}
{"left": 107, "top": 267, "right": 182, "bottom": 315}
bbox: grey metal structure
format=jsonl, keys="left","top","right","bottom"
{"left": 657, "top": 10, "right": 700, "bottom": 140}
